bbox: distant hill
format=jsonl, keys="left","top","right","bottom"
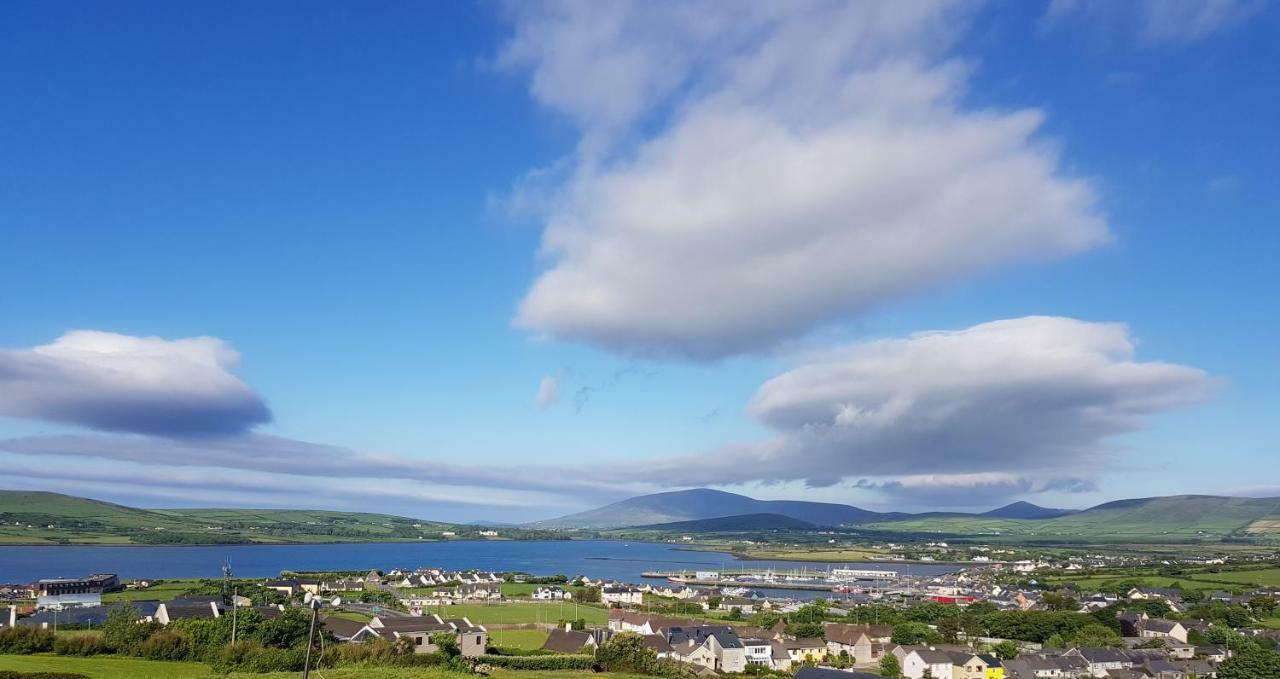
{"left": 982, "top": 501, "right": 1076, "bottom": 520}
{"left": 868, "top": 495, "right": 1280, "bottom": 541}
{"left": 629, "top": 513, "right": 818, "bottom": 532}
{"left": 531, "top": 488, "right": 888, "bottom": 529}
{"left": 0, "top": 490, "right": 459, "bottom": 545}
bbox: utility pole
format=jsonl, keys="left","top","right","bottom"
{"left": 231, "top": 587, "right": 238, "bottom": 645}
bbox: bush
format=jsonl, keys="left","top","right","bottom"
{"left": 475, "top": 653, "right": 596, "bottom": 670}
{"left": 0, "top": 626, "right": 56, "bottom": 654}
{"left": 53, "top": 633, "right": 107, "bottom": 656}
{"left": 208, "top": 640, "right": 306, "bottom": 673}
{"left": 138, "top": 629, "right": 193, "bottom": 661}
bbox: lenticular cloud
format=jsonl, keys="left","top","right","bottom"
{"left": 0, "top": 330, "right": 271, "bottom": 436}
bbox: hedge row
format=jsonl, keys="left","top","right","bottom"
{"left": 474, "top": 653, "right": 596, "bottom": 670}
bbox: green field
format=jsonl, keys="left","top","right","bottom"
{"left": 0, "top": 655, "right": 640, "bottom": 679}
{"left": 1043, "top": 566, "right": 1280, "bottom": 592}
{"left": 433, "top": 602, "right": 607, "bottom": 625}
{"left": 101, "top": 581, "right": 196, "bottom": 602}
{"left": 486, "top": 628, "right": 551, "bottom": 650}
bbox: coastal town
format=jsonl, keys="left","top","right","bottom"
{"left": 4, "top": 551, "right": 1280, "bottom": 678}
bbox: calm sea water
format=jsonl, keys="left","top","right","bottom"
{"left": 0, "top": 540, "right": 958, "bottom": 598}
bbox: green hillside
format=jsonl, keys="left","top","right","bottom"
{"left": 624, "top": 512, "right": 818, "bottom": 532}
{"left": 863, "top": 495, "right": 1280, "bottom": 542}
{"left": 0, "top": 490, "right": 455, "bottom": 545}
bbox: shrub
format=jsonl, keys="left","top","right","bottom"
{"left": 474, "top": 653, "right": 595, "bottom": 670}
{"left": 138, "top": 629, "right": 193, "bottom": 661}
{"left": 53, "top": 633, "right": 107, "bottom": 656}
{"left": 209, "top": 640, "right": 306, "bottom": 673}
{"left": 0, "top": 626, "right": 55, "bottom": 654}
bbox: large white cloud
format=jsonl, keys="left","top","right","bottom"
{"left": 503, "top": 1, "right": 1109, "bottom": 359}
{"left": 0, "top": 331, "right": 270, "bottom": 436}
{"left": 621, "top": 317, "right": 1216, "bottom": 488}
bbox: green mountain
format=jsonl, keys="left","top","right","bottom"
{"left": 531, "top": 488, "right": 890, "bottom": 529}
{"left": 0, "top": 490, "right": 456, "bottom": 545}
{"left": 982, "top": 501, "right": 1076, "bottom": 520}
{"left": 628, "top": 513, "right": 818, "bottom": 532}
{"left": 867, "top": 495, "right": 1280, "bottom": 541}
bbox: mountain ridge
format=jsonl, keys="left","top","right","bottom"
{"left": 534, "top": 488, "right": 1280, "bottom": 541}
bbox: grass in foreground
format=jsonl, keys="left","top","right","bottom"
{"left": 0, "top": 655, "right": 650, "bottom": 679}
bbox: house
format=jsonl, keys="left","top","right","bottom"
{"left": 665, "top": 625, "right": 747, "bottom": 673}
{"left": 262, "top": 579, "right": 321, "bottom": 597}
{"left": 740, "top": 637, "right": 773, "bottom": 667}
{"left": 949, "top": 651, "right": 989, "bottom": 679}
{"left": 824, "top": 622, "right": 883, "bottom": 664}
{"left": 904, "top": 648, "right": 956, "bottom": 679}
{"left": 608, "top": 610, "right": 702, "bottom": 635}
{"left": 156, "top": 601, "right": 221, "bottom": 624}
{"left": 978, "top": 653, "right": 1003, "bottom": 679}
{"left": 532, "top": 586, "right": 572, "bottom": 600}
{"left": 716, "top": 597, "right": 756, "bottom": 615}
{"left": 321, "top": 616, "right": 368, "bottom": 641}
{"left": 356, "top": 614, "right": 488, "bottom": 657}
{"left": 601, "top": 585, "right": 644, "bottom": 606}
{"left": 541, "top": 627, "right": 610, "bottom": 654}
{"left": 1139, "top": 619, "right": 1189, "bottom": 643}
{"left": 1064, "top": 647, "right": 1132, "bottom": 676}
{"left": 779, "top": 638, "right": 828, "bottom": 665}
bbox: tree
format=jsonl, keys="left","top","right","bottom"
{"left": 1218, "top": 647, "right": 1280, "bottom": 679}
{"left": 1249, "top": 596, "right": 1277, "bottom": 616}
{"left": 879, "top": 652, "right": 901, "bottom": 678}
{"left": 254, "top": 608, "right": 313, "bottom": 649}
{"left": 430, "top": 632, "right": 459, "bottom": 658}
{"left": 707, "top": 595, "right": 722, "bottom": 610}
{"left": 992, "top": 640, "right": 1020, "bottom": 660}
{"left": 1070, "top": 623, "right": 1124, "bottom": 648}
{"left": 596, "top": 632, "right": 658, "bottom": 673}
{"left": 891, "top": 622, "right": 940, "bottom": 646}
{"left": 101, "top": 603, "right": 157, "bottom": 653}
{"left": 937, "top": 616, "right": 962, "bottom": 643}
{"left": 573, "top": 586, "right": 601, "bottom": 603}
{"left": 1043, "top": 591, "right": 1079, "bottom": 612}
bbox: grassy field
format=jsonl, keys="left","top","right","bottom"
{"left": 0, "top": 655, "right": 642, "bottom": 679}
{"left": 102, "top": 581, "right": 197, "bottom": 602}
{"left": 433, "top": 602, "right": 607, "bottom": 625}
{"left": 486, "top": 628, "right": 550, "bottom": 650}
{"left": 1042, "top": 566, "right": 1280, "bottom": 592}
{"left": 736, "top": 547, "right": 888, "bottom": 562}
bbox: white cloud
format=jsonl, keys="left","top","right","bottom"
{"left": 535, "top": 375, "right": 560, "bottom": 407}
{"left": 0, "top": 330, "right": 270, "bottom": 436}
{"left": 620, "top": 317, "right": 1216, "bottom": 488}
{"left": 1045, "top": 0, "right": 1264, "bottom": 44}
{"left": 503, "top": 1, "right": 1108, "bottom": 359}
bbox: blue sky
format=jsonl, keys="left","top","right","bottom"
{"left": 1, "top": 1, "right": 1276, "bottom": 522}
